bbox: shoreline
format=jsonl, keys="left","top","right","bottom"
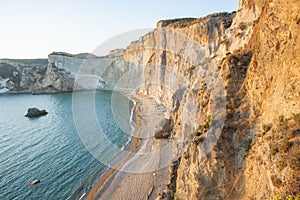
{"left": 2, "top": 90, "right": 168, "bottom": 199}
{"left": 0, "top": 88, "right": 121, "bottom": 95}
{"left": 84, "top": 94, "right": 169, "bottom": 200}
{"left": 0, "top": 89, "right": 145, "bottom": 199}
{"left": 84, "top": 96, "right": 142, "bottom": 200}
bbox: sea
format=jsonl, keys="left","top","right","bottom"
{"left": 0, "top": 90, "right": 134, "bottom": 200}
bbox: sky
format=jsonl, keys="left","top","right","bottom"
{"left": 0, "top": 0, "right": 238, "bottom": 58}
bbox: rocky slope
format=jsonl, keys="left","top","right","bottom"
{"left": 0, "top": 57, "right": 74, "bottom": 93}
{"left": 116, "top": 0, "right": 299, "bottom": 199}
{"left": 0, "top": 59, "right": 47, "bottom": 93}
{"left": 0, "top": 52, "right": 124, "bottom": 93}
{"left": 0, "top": 0, "right": 299, "bottom": 199}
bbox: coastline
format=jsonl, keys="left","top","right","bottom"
{"left": 84, "top": 94, "right": 170, "bottom": 200}
{"left": 84, "top": 97, "right": 141, "bottom": 200}
{"left": 0, "top": 88, "right": 120, "bottom": 95}
{"left": 83, "top": 134, "right": 141, "bottom": 200}
{"left": 0, "top": 90, "right": 169, "bottom": 199}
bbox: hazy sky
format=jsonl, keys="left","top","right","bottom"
{"left": 0, "top": 0, "right": 238, "bottom": 58}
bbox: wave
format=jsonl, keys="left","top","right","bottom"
{"left": 121, "top": 98, "right": 136, "bottom": 151}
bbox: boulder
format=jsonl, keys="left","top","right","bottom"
{"left": 154, "top": 118, "right": 174, "bottom": 139}
{"left": 154, "top": 131, "right": 171, "bottom": 139}
{"left": 25, "top": 108, "right": 48, "bottom": 118}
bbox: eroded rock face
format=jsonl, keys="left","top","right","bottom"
{"left": 0, "top": 52, "right": 129, "bottom": 93}
{"left": 154, "top": 119, "right": 174, "bottom": 139}
{"left": 0, "top": 60, "right": 47, "bottom": 92}
{"left": 0, "top": 0, "right": 298, "bottom": 198}
{"left": 0, "top": 58, "right": 75, "bottom": 93}
{"left": 172, "top": 0, "right": 300, "bottom": 199}
{"left": 114, "top": 1, "right": 298, "bottom": 199}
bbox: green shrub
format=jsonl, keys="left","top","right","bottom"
{"left": 286, "top": 194, "right": 300, "bottom": 200}
{"left": 197, "top": 117, "right": 212, "bottom": 133}
{"left": 262, "top": 124, "right": 272, "bottom": 133}
{"left": 203, "top": 118, "right": 211, "bottom": 129}
{"left": 188, "top": 65, "right": 195, "bottom": 73}
{"left": 221, "top": 161, "right": 226, "bottom": 168}
{"left": 293, "top": 113, "right": 300, "bottom": 124}
{"left": 195, "top": 131, "right": 201, "bottom": 137}
{"left": 173, "top": 18, "right": 197, "bottom": 28}
{"left": 274, "top": 196, "right": 283, "bottom": 200}
{"left": 279, "top": 115, "right": 285, "bottom": 122}
{"left": 243, "top": 138, "right": 253, "bottom": 153}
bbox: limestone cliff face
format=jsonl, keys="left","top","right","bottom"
{"left": 0, "top": 52, "right": 125, "bottom": 93}
{"left": 0, "top": 59, "right": 48, "bottom": 93}
{"left": 238, "top": 0, "right": 300, "bottom": 198}
{"left": 0, "top": 0, "right": 298, "bottom": 199}
{"left": 172, "top": 0, "right": 300, "bottom": 199}
{"left": 114, "top": 0, "right": 299, "bottom": 199}
{"left": 0, "top": 58, "right": 74, "bottom": 93}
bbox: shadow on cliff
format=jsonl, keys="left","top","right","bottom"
{"left": 210, "top": 50, "right": 253, "bottom": 199}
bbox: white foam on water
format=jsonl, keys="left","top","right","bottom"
{"left": 0, "top": 88, "right": 9, "bottom": 93}
{"left": 121, "top": 99, "right": 136, "bottom": 151}
{"left": 0, "top": 78, "right": 9, "bottom": 87}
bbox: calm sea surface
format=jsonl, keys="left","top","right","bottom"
{"left": 0, "top": 91, "right": 132, "bottom": 200}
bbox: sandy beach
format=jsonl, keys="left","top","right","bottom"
{"left": 85, "top": 94, "right": 173, "bottom": 200}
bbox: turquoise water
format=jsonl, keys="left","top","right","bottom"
{"left": 0, "top": 91, "right": 132, "bottom": 200}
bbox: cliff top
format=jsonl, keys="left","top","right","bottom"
{"left": 157, "top": 12, "right": 236, "bottom": 28}
{"left": 157, "top": 18, "right": 197, "bottom": 28}
{"left": 49, "top": 52, "right": 100, "bottom": 59}
{"left": 0, "top": 58, "right": 48, "bottom": 65}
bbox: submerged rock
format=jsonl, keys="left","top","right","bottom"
{"left": 25, "top": 108, "right": 48, "bottom": 118}
{"left": 28, "top": 179, "right": 40, "bottom": 187}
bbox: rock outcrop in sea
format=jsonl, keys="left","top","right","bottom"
{"left": 0, "top": 0, "right": 299, "bottom": 199}
{"left": 25, "top": 108, "right": 48, "bottom": 118}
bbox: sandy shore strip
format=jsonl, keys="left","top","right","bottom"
{"left": 84, "top": 94, "right": 171, "bottom": 200}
